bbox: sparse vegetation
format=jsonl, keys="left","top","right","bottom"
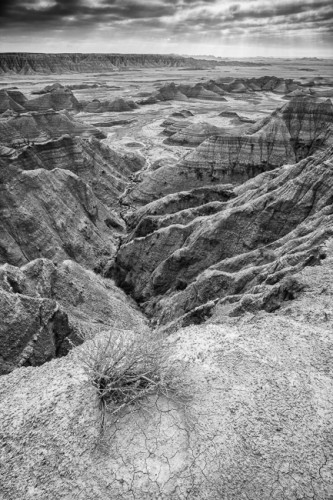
{"left": 78, "top": 327, "right": 189, "bottom": 427}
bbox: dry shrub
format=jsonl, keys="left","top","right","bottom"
{"left": 78, "top": 327, "right": 189, "bottom": 423}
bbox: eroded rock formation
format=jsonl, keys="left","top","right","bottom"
{"left": 126, "top": 96, "right": 333, "bottom": 204}
{"left": 114, "top": 145, "right": 333, "bottom": 329}
{"left": 0, "top": 89, "right": 27, "bottom": 113}
{"left": 165, "top": 121, "right": 225, "bottom": 146}
{"left": 0, "top": 134, "right": 146, "bottom": 268}
{"left": 25, "top": 87, "right": 80, "bottom": 112}
{"left": 139, "top": 76, "right": 305, "bottom": 105}
{"left": 0, "top": 71, "right": 333, "bottom": 500}
{"left": 0, "top": 258, "right": 146, "bottom": 374}
{"left": 0, "top": 52, "right": 219, "bottom": 74}
{"left": 1, "top": 256, "right": 333, "bottom": 497}
{"left": 82, "top": 97, "right": 139, "bottom": 113}
{"left": 0, "top": 110, "right": 105, "bottom": 147}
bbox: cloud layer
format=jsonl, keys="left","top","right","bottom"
{"left": 1, "top": 0, "right": 332, "bottom": 57}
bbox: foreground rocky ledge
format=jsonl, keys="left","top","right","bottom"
{"left": 1, "top": 246, "right": 333, "bottom": 498}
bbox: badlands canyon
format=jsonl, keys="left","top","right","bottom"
{"left": 0, "top": 54, "right": 333, "bottom": 499}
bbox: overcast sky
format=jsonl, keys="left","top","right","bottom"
{"left": 0, "top": 0, "right": 332, "bottom": 58}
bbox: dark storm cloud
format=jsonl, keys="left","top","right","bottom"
{"left": 1, "top": 0, "right": 332, "bottom": 39}
{"left": 179, "top": 0, "right": 333, "bottom": 38}
{"left": 0, "top": 0, "right": 176, "bottom": 25}
{"left": 225, "top": 0, "right": 333, "bottom": 22}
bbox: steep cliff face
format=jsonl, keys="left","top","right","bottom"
{"left": 0, "top": 135, "right": 145, "bottom": 269}
{"left": 0, "top": 53, "right": 216, "bottom": 74}
{"left": 0, "top": 258, "right": 146, "bottom": 374}
{"left": 0, "top": 89, "right": 27, "bottom": 113}
{"left": 126, "top": 97, "right": 333, "bottom": 204}
{"left": 0, "top": 166, "right": 121, "bottom": 268}
{"left": 114, "top": 145, "right": 333, "bottom": 328}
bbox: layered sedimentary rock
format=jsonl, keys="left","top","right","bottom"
{"left": 140, "top": 76, "right": 304, "bottom": 105}
{"left": 0, "top": 110, "right": 105, "bottom": 146}
{"left": 0, "top": 166, "right": 121, "bottom": 268}
{"left": 0, "top": 89, "right": 27, "bottom": 113}
{"left": 282, "top": 96, "right": 333, "bottom": 156}
{"left": 180, "top": 83, "right": 227, "bottom": 101}
{"left": 140, "top": 82, "right": 188, "bottom": 104}
{"left": 114, "top": 145, "right": 333, "bottom": 328}
{"left": 161, "top": 118, "right": 191, "bottom": 134}
{"left": 0, "top": 134, "right": 145, "bottom": 268}
{"left": 140, "top": 81, "right": 227, "bottom": 104}
{"left": 170, "top": 109, "right": 194, "bottom": 119}
{"left": 166, "top": 122, "right": 225, "bottom": 146}
{"left": 1, "top": 86, "right": 80, "bottom": 113}
{"left": 25, "top": 86, "right": 80, "bottom": 112}
{"left": 219, "top": 110, "right": 256, "bottom": 123}
{"left": 0, "top": 62, "right": 333, "bottom": 500}
{"left": 124, "top": 131, "right": 295, "bottom": 204}
{"left": 0, "top": 52, "right": 217, "bottom": 74}
{"left": 0, "top": 258, "right": 146, "bottom": 374}
{"left": 126, "top": 97, "right": 333, "bottom": 204}
{"left": 217, "top": 75, "right": 300, "bottom": 94}
{"left": 82, "top": 97, "right": 139, "bottom": 113}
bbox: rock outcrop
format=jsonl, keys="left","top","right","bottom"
{"left": 126, "top": 97, "right": 333, "bottom": 204}
{"left": 0, "top": 135, "right": 144, "bottom": 268}
{"left": 0, "top": 165, "right": 120, "bottom": 268}
{"left": 0, "top": 66, "right": 333, "bottom": 500}
{"left": 1, "top": 264, "right": 332, "bottom": 497}
{"left": 170, "top": 109, "right": 194, "bottom": 119}
{"left": 82, "top": 97, "right": 139, "bottom": 113}
{"left": 0, "top": 52, "right": 218, "bottom": 74}
{"left": 114, "top": 145, "right": 333, "bottom": 329}
{"left": 140, "top": 81, "right": 227, "bottom": 104}
{"left": 217, "top": 75, "right": 300, "bottom": 94}
{"left": 180, "top": 83, "right": 227, "bottom": 101}
{"left": 0, "top": 258, "right": 146, "bottom": 374}
{"left": 165, "top": 121, "right": 225, "bottom": 146}
{"left": 25, "top": 85, "right": 80, "bottom": 112}
{"left": 139, "top": 76, "right": 305, "bottom": 104}
{"left": 0, "top": 89, "right": 27, "bottom": 113}
{"left": 161, "top": 118, "right": 191, "bottom": 135}
{"left": 219, "top": 110, "right": 256, "bottom": 123}
{"left": 0, "top": 86, "right": 80, "bottom": 113}
{"left": 0, "top": 110, "right": 105, "bottom": 147}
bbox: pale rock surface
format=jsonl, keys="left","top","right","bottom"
{"left": 0, "top": 253, "right": 332, "bottom": 498}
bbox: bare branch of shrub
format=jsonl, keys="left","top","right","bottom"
{"left": 78, "top": 328, "right": 190, "bottom": 427}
